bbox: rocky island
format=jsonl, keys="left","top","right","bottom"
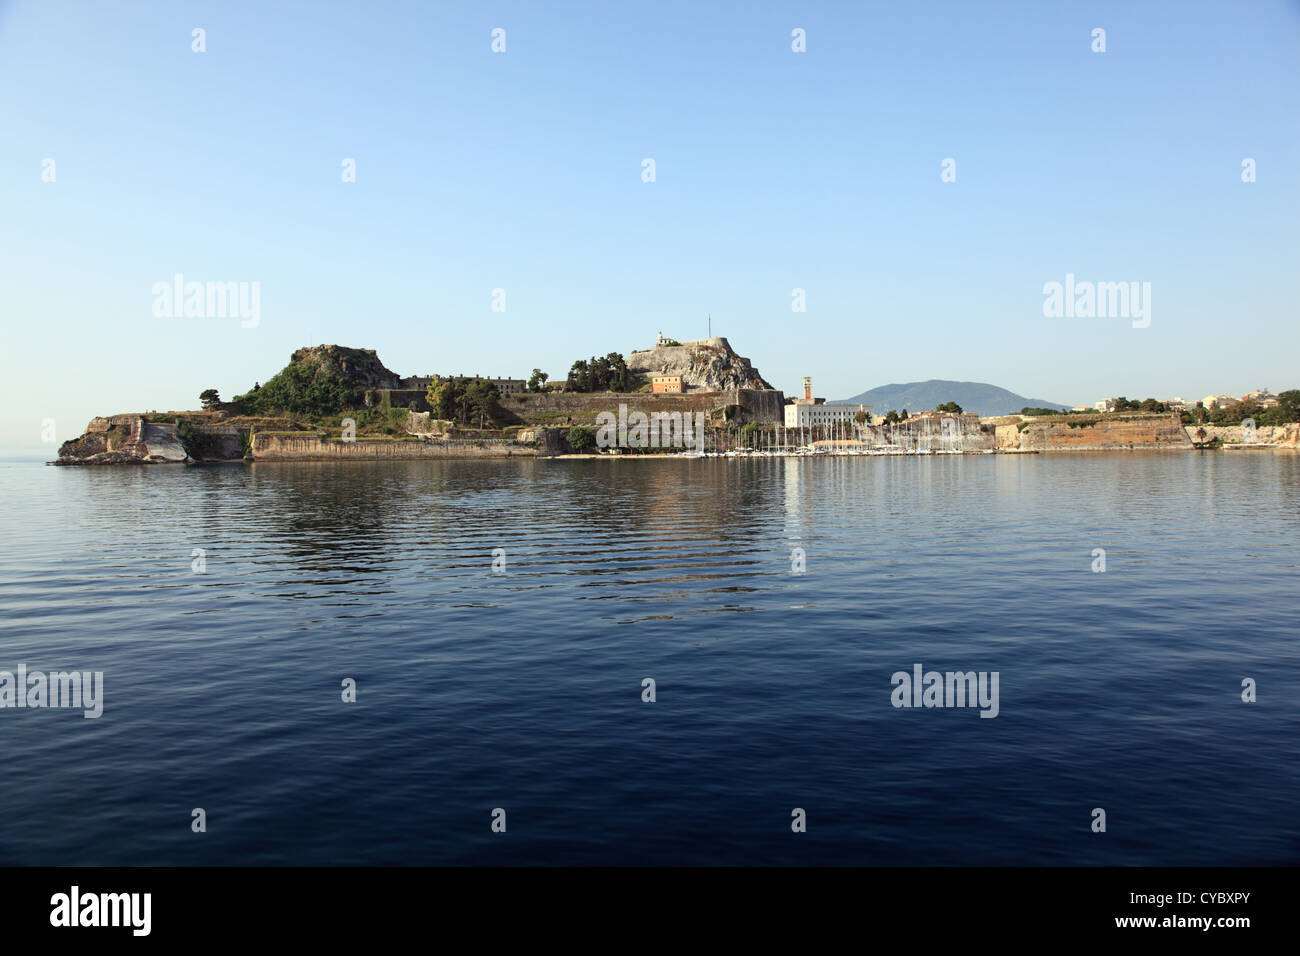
{"left": 53, "top": 339, "right": 787, "bottom": 464}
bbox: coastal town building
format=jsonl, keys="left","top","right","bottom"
{"left": 652, "top": 374, "right": 683, "bottom": 394}
{"left": 785, "top": 402, "right": 870, "bottom": 428}
{"left": 784, "top": 376, "right": 870, "bottom": 428}
{"left": 1202, "top": 394, "right": 1236, "bottom": 410}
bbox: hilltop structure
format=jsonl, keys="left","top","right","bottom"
{"left": 626, "top": 336, "right": 774, "bottom": 392}
{"left": 401, "top": 374, "right": 526, "bottom": 395}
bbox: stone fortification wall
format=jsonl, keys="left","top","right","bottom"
{"left": 500, "top": 388, "right": 784, "bottom": 425}
{"left": 1183, "top": 423, "right": 1300, "bottom": 447}
{"left": 251, "top": 432, "right": 535, "bottom": 460}
{"left": 1013, "top": 414, "right": 1191, "bottom": 451}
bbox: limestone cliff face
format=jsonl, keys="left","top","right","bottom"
{"left": 55, "top": 416, "right": 188, "bottom": 464}
{"left": 625, "top": 337, "right": 774, "bottom": 391}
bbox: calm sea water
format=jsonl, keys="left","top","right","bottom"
{"left": 1, "top": 452, "right": 1297, "bottom": 865}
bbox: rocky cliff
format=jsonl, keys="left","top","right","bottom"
{"left": 282, "top": 345, "right": 402, "bottom": 390}
{"left": 56, "top": 416, "right": 189, "bottom": 465}
{"left": 625, "top": 337, "right": 773, "bottom": 391}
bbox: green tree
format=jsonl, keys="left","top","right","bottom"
{"left": 937, "top": 401, "right": 962, "bottom": 414}
{"left": 427, "top": 376, "right": 466, "bottom": 423}
{"left": 1258, "top": 390, "right": 1300, "bottom": 426}
{"left": 528, "top": 369, "right": 549, "bottom": 392}
{"left": 567, "top": 425, "right": 597, "bottom": 453}
{"left": 566, "top": 359, "right": 591, "bottom": 392}
{"left": 564, "top": 353, "right": 630, "bottom": 392}
{"left": 199, "top": 388, "right": 221, "bottom": 409}
{"left": 603, "top": 352, "right": 630, "bottom": 392}
{"left": 463, "top": 380, "right": 501, "bottom": 428}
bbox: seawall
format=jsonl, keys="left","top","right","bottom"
{"left": 250, "top": 432, "right": 536, "bottom": 460}
{"left": 993, "top": 413, "right": 1192, "bottom": 451}
{"left": 499, "top": 388, "right": 785, "bottom": 425}
{"left": 1183, "top": 423, "right": 1300, "bottom": 447}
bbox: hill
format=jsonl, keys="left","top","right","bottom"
{"left": 232, "top": 345, "right": 402, "bottom": 416}
{"left": 626, "top": 336, "right": 773, "bottom": 391}
{"left": 839, "top": 380, "right": 1069, "bottom": 417}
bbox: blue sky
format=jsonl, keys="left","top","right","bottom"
{"left": 2, "top": 0, "right": 1298, "bottom": 450}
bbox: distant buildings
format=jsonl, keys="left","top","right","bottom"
{"left": 401, "top": 374, "right": 527, "bottom": 395}
{"left": 1242, "top": 388, "right": 1279, "bottom": 408}
{"left": 651, "top": 374, "right": 683, "bottom": 394}
{"left": 1087, "top": 396, "right": 1185, "bottom": 412}
{"left": 1081, "top": 390, "right": 1280, "bottom": 413}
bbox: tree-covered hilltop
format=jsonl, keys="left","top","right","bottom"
{"left": 216, "top": 344, "right": 506, "bottom": 434}
{"left": 229, "top": 345, "right": 402, "bottom": 417}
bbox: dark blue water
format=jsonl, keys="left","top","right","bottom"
{"left": 1, "top": 453, "right": 1297, "bottom": 865}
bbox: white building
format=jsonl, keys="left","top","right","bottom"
{"left": 784, "top": 401, "right": 870, "bottom": 429}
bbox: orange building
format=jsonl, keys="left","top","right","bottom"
{"left": 652, "top": 375, "right": 683, "bottom": 394}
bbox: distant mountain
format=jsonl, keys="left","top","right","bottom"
{"left": 838, "top": 380, "right": 1069, "bottom": 417}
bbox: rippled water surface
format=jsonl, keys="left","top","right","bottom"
{"left": 1, "top": 453, "right": 1297, "bottom": 865}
